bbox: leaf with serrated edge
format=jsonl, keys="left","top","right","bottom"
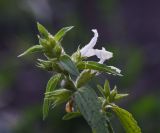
{"left": 74, "top": 87, "right": 110, "bottom": 133}
{"left": 43, "top": 74, "right": 61, "bottom": 120}
{"left": 111, "top": 105, "right": 141, "bottom": 133}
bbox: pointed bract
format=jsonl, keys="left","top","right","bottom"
{"left": 18, "top": 45, "right": 43, "bottom": 57}
{"left": 54, "top": 26, "right": 74, "bottom": 42}
{"left": 37, "top": 22, "right": 49, "bottom": 38}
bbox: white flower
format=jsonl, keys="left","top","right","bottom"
{"left": 80, "top": 29, "right": 113, "bottom": 64}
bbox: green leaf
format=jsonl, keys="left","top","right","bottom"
{"left": 46, "top": 89, "right": 72, "bottom": 109}
{"left": 37, "top": 22, "right": 49, "bottom": 38}
{"left": 45, "top": 74, "right": 61, "bottom": 92}
{"left": 45, "top": 88, "right": 72, "bottom": 98}
{"left": 43, "top": 74, "right": 61, "bottom": 120}
{"left": 54, "top": 26, "right": 74, "bottom": 42}
{"left": 104, "top": 80, "right": 110, "bottom": 98}
{"left": 76, "top": 70, "right": 96, "bottom": 88}
{"left": 58, "top": 55, "right": 79, "bottom": 76}
{"left": 37, "top": 59, "right": 65, "bottom": 73}
{"left": 114, "top": 94, "right": 128, "bottom": 101}
{"left": 97, "top": 85, "right": 105, "bottom": 97}
{"left": 109, "top": 86, "right": 117, "bottom": 102}
{"left": 18, "top": 45, "right": 43, "bottom": 57}
{"left": 37, "top": 59, "right": 53, "bottom": 71}
{"left": 77, "top": 61, "right": 122, "bottom": 76}
{"left": 62, "top": 112, "right": 81, "bottom": 120}
{"left": 111, "top": 106, "right": 141, "bottom": 133}
{"left": 43, "top": 98, "right": 49, "bottom": 120}
{"left": 74, "top": 86, "right": 110, "bottom": 133}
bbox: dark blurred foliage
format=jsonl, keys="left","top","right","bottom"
{"left": 0, "top": 0, "right": 160, "bottom": 133}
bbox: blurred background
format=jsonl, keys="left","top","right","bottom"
{"left": 0, "top": 0, "right": 160, "bottom": 132}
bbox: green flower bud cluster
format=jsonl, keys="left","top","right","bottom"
{"left": 38, "top": 34, "right": 62, "bottom": 58}
{"left": 97, "top": 80, "right": 128, "bottom": 109}
{"left": 18, "top": 23, "right": 74, "bottom": 59}
{"left": 19, "top": 23, "right": 74, "bottom": 74}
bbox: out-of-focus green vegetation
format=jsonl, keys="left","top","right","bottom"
{"left": 0, "top": 0, "right": 159, "bottom": 133}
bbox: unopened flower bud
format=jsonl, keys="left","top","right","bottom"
{"left": 39, "top": 37, "right": 50, "bottom": 49}
{"left": 49, "top": 35, "right": 57, "bottom": 48}
{"left": 54, "top": 44, "right": 62, "bottom": 57}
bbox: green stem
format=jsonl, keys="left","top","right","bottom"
{"left": 107, "top": 121, "right": 114, "bottom": 133}
{"left": 102, "top": 108, "right": 114, "bottom": 133}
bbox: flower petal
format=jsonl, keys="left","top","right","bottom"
{"left": 80, "top": 29, "right": 98, "bottom": 57}
{"left": 95, "top": 47, "right": 113, "bottom": 64}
